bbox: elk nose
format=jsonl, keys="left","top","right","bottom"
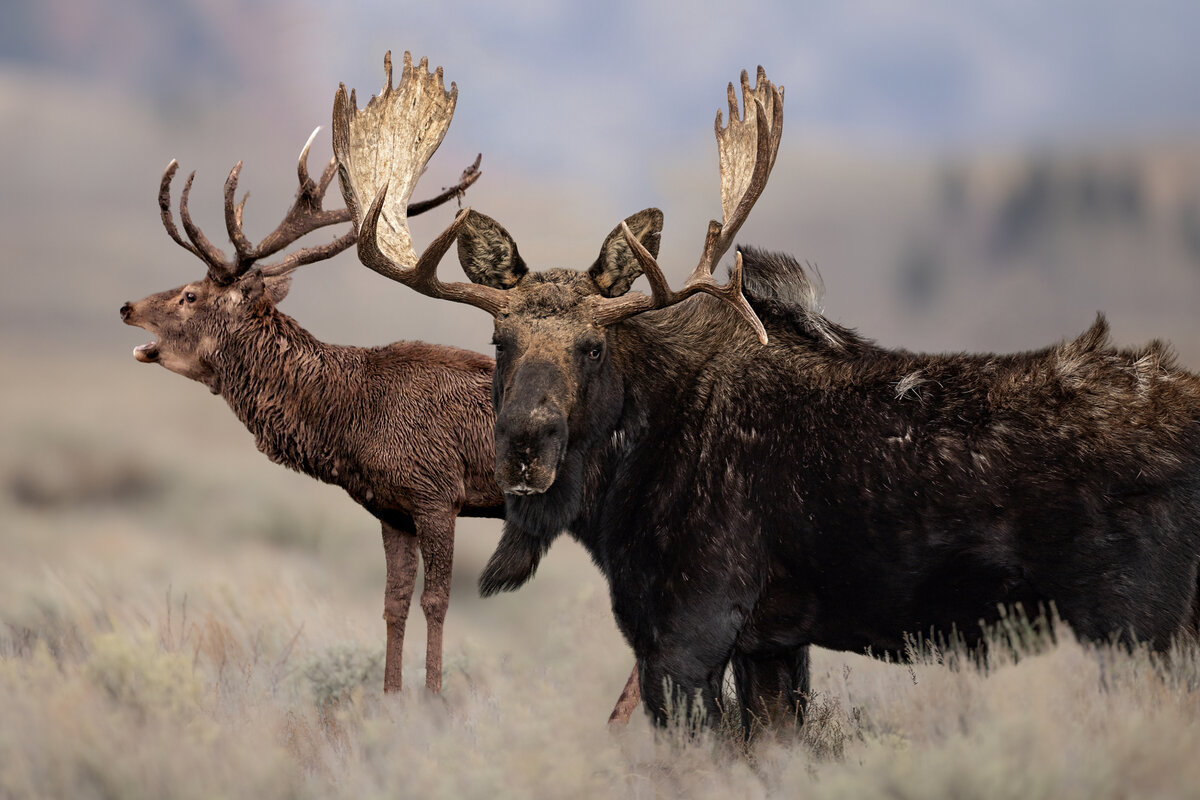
{"left": 120, "top": 302, "right": 133, "bottom": 321}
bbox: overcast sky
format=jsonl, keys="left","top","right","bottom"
{"left": 8, "top": 0, "right": 1200, "bottom": 194}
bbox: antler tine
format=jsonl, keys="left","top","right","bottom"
{"left": 357, "top": 187, "right": 508, "bottom": 314}
{"left": 258, "top": 228, "right": 358, "bottom": 278}
{"left": 159, "top": 160, "right": 205, "bottom": 261}
{"left": 297, "top": 126, "right": 319, "bottom": 191}
{"left": 317, "top": 156, "right": 339, "bottom": 197}
{"left": 223, "top": 161, "right": 257, "bottom": 269}
{"left": 250, "top": 127, "right": 350, "bottom": 262}
{"left": 177, "top": 169, "right": 238, "bottom": 283}
{"left": 407, "top": 154, "right": 482, "bottom": 217}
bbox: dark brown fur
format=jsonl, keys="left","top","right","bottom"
{"left": 456, "top": 214, "right": 1200, "bottom": 732}
{"left": 122, "top": 271, "right": 502, "bottom": 693}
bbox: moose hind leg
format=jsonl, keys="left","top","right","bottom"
{"left": 607, "top": 664, "right": 641, "bottom": 725}
{"left": 381, "top": 518, "right": 419, "bottom": 693}
{"left": 731, "top": 645, "right": 811, "bottom": 738}
{"left": 415, "top": 509, "right": 456, "bottom": 692}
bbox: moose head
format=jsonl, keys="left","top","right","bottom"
{"left": 335, "top": 63, "right": 780, "bottom": 505}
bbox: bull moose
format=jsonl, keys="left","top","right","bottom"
{"left": 336, "top": 58, "right": 1200, "bottom": 731}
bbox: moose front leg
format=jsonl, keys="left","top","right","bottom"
{"left": 730, "top": 645, "right": 811, "bottom": 737}
{"left": 638, "top": 645, "right": 727, "bottom": 730}
{"left": 381, "top": 518, "right": 419, "bottom": 693}
{"left": 414, "top": 509, "right": 457, "bottom": 692}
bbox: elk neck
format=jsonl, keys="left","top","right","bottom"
{"left": 207, "top": 304, "right": 368, "bottom": 482}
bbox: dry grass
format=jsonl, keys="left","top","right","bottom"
{"left": 2, "top": 348, "right": 1200, "bottom": 799}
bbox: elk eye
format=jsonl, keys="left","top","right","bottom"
{"left": 184, "top": 292, "right": 197, "bottom": 303}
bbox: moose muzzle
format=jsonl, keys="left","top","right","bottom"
{"left": 493, "top": 360, "right": 571, "bottom": 495}
{"left": 494, "top": 405, "right": 567, "bottom": 495}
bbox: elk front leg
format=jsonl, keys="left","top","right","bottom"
{"left": 414, "top": 509, "right": 456, "bottom": 692}
{"left": 607, "top": 664, "right": 641, "bottom": 725}
{"left": 381, "top": 518, "right": 419, "bottom": 693}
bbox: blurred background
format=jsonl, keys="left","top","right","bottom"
{"left": 3, "top": 0, "right": 1200, "bottom": 717}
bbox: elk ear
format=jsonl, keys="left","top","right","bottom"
{"left": 588, "top": 208, "right": 663, "bottom": 297}
{"left": 264, "top": 273, "right": 293, "bottom": 305}
{"left": 238, "top": 271, "right": 267, "bottom": 304}
{"left": 456, "top": 210, "right": 528, "bottom": 288}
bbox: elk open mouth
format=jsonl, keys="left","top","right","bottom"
{"left": 132, "top": 341, "right": 160, "bottom": 363}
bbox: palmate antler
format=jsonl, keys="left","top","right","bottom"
{"left": 591, "top": 67, "right": 783, "bottom": 343}
{"left": 341, "top": 57, "right": 780, "bottom": 342}
{"left": 159, "top": 123, "right": 481, "bottom": 284}
{"left": 333, "top": 51, "right": 508, "bottom": 314}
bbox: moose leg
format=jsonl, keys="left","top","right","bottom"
{"left": 607, "top": 664, "right": 641, "bottom": 725}
{"left": 381, "top": 518, "right": 419, "bottom": 693}
{"left": 730, "top": 645, "right": 810, "bottom": 738}
{"left": 638, "top": 649, "right": 726, "bottom": 730}
{"left": 414, "top": 509, "right": 456, "bottom": 692}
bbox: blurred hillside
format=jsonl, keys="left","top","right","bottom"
{"left": 5, "top": 0, "right": 1200, "bottom": 362}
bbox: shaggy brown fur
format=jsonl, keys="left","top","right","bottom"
{"left": 122, "top": 270, "right": 503, "bottom": 693}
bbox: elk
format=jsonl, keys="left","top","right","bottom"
{"left": 125, "top": 54, "right": 644, "bottom": 720}
{"left": 340, "top": 61, "right": 1200, "bottom": 732}
{"left": 120, "top": 53, "right": 501, "bottom": 695}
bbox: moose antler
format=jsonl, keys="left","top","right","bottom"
{"left": 159, "top": 123, "right": 482, "bottom": 284}
{"left": 333, "top": 50, "right": 507, "bottom": 314}
{"left": 590, "top": 67, "right": 782, "bottom": 343}
{"left": 340, "top": 59, "right": 779, "bottom": 340}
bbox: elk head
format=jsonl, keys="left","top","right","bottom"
{"left": 122, "top": 114, "right": 480, "bottom": 391}
{"left": 337, "top": 60, "right": 780, "bottom": 498}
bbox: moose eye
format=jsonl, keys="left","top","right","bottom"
{"left": 586, "top": 346, "right": 602, "bottom": 361}
{"left": 184, "top": 291, "right": 197, "bottom": 303}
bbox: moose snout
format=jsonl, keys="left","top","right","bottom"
{"left": 494, "top": 407, "right": 567, "bottom": 495}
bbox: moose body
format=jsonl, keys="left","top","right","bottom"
{"left": 500, "top": 252, "right": 1200, "bottom": 725}
{"left": 475, "top": 249, "right": 1200, "bottom": 729}
{"left": 339, "top": 61, "right": 1200, "bottom": 728}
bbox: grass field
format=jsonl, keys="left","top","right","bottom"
{"left": 2, "top": 346, "right": 1199, "bottom": 799}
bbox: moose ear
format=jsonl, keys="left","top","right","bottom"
{"left": 588, "top": 208, "right": 663, "bottom": 297}
{"left": 456, "top": 210, "right": 528, "bottom": 288}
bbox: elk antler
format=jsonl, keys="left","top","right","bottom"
{"left": 159, "top": 123, "right": 482, "bottom": 284}
{"left": 589, "top": 67, "right": 782, "bottom": 344}
{"left": 333, "top": 51, "right": 507, "bottom": 314}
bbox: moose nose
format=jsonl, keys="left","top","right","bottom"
{"left": 120, "top": 302, "right": 133, "bottom": 321}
